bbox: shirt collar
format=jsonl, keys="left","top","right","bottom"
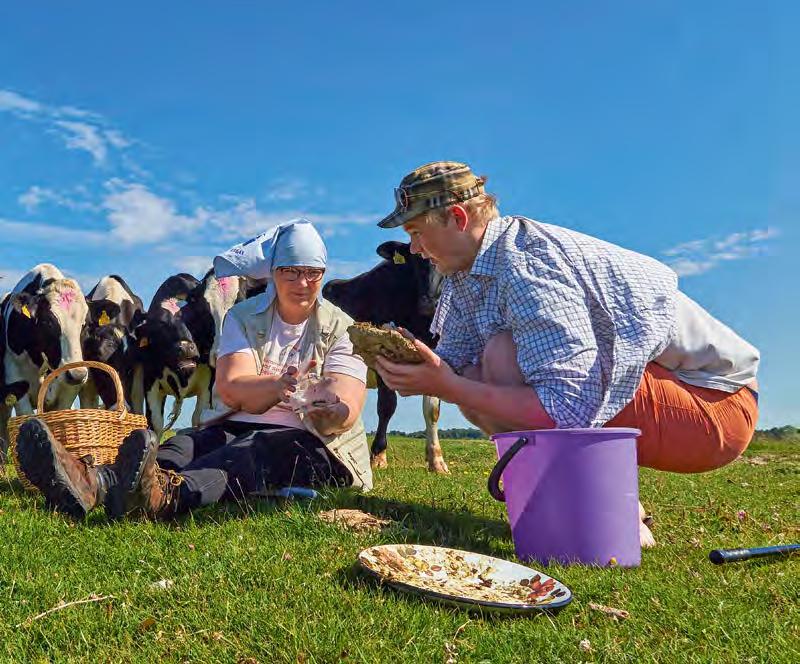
{"left": 468, "top": 215, "right": 513, "bottom": 278}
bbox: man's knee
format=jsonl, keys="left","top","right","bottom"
{"left": 482, "top": 332, "right": 525, "bottom": 386}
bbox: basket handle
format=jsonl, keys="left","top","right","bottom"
{"left": 38, "top": 360, "right": 127, "bottom": 418}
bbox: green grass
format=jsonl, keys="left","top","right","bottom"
{"left": 0, "top": 436, "right": 797, "bottom": 663}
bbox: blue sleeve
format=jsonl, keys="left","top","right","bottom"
{"left": 501, "top": 257, "right": 604, "bottom": 428}
{"left": 431, "top": 283, "right": 482, "bottom": 374}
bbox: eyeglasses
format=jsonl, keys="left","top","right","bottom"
{"left": 276, "top": 267, "right": 325, "bottom": 282}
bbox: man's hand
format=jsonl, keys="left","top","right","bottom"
{"left": 374, "top": 329, "right": 455, "bottom": 398}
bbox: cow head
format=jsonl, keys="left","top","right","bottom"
{"left": 322, "top": 241, "right": 443, "bottom": 345}
{"left": 178, "top": 272, "right": 244, "bottom": 367}
{"left": 5, "top": 278, "right": 89, "bottom": 388}
{"left": 82, "top": 300, "right": 132, "bottom": 406}
{"left": 133, "top": 308, "right": 200, "bottom": 387}
{"left": 375, "top": 241, "right": 444, "bottom": 318}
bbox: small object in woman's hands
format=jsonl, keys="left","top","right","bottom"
{"left": 287, "top": 374, "right": 341, "bottom": 412}
{"left": 347, "top": 322, "right": 424, "bottom": 368}
{"left": 286, "top": 373, "right": 325, "bottom": 412}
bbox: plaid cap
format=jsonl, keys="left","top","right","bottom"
{"left": 377, "top": 161, "right": 487, "bottom": 228}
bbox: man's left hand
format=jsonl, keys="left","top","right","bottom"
{"left": 374, "top": 330, "right": 455, "bottom": 398}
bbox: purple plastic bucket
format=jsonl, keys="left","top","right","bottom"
{"left": 489, "top": 428, "right": 641, "bottom": 568}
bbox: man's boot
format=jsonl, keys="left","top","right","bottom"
{"left": 105, "top": 428, "right": 181, "bottom": 520}
{"left": 16, "top": 418, "right": 113, "bottom": 520}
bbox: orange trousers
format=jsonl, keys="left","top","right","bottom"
{"left": 606, "top": 363, "right": 758, "bottom": 473}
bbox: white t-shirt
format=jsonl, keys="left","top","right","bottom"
{"left": 654, "top": 291, "right": 760, "bottom": 392}
{"left": 217, "top": 311, "right": 368, "bottom": 429}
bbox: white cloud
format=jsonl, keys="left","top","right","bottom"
{"left": 173, "top": 255, "right": 212, "bottom": 277}
{"left": 0, "top": 88, "right": 132, "bottom": 168}
{"left": 205, "top": 196, "right": 374, "bottom": 240}
{"left": 263, "top": 178, "right": 326, "bottom": 203}
{"left": 103, "top": 129, "right": 131, "bottom": 149}
{"left": 264, "top": 178, "right": 307, "bottom": 202}
{"left": 0, "top": 217, "right": 107, "bottom": 247}
{"left": 662, "top": 227, "right": 780, "bottom": 278}
{"left": 54, "top": 120, "right": 108, "bottom": 165}
{"left": 0, "top": 267, "right": 27, "bottom": 290}
{"left": 18, "top": 185, "right": 99, "bottom": 213}
{"left": 102, "top": 181, "right": 203, "bottom": 244}
{"left": 324, "top": 259, "right": 377, "bottom": 282}
{"left": 0, "top": 90, "right": 42, "bottom": 115}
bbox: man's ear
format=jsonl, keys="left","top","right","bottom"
{"left": 450, "top": 205, "right": 468, "bottom": 231}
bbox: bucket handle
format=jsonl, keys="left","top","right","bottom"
{"left": 487, "top": 436, "right": 530, "bottom": 502}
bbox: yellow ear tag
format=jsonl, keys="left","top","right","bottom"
{"left": 139, "top": 337, "right": 149, "bottom": 348}
{"left": 98, "top": 310, "right": 111, "bottom": 326}
{"left": 21, "top": 305, "right": 32, "bottom": 319}
{"left": 393, "top": 251, "right": 406, "bottom": 265}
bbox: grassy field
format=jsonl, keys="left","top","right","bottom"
{"left": 0, "top": 434, "right": 797, "bottom": 663}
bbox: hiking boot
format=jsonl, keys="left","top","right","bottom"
{"left": 105, "top": 428, "right": 182, "bottom": 520}
{"left": 16, "top": 418, "right": 111, "bottom": 520}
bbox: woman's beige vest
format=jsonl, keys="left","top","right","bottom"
{"left": 204, "top": 293, "right": 373, "bottom": 491}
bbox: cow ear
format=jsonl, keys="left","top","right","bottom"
{"left": 130, "top": 309, "right": 145, "bottom": 329}
{"left": 10, "top": 293, "right": 37, "bottom": 321}
{"left": 88, "top": 299, "right": 121, "bottom": 325}
{"left": 376, "top": 241, "right": 406, "bottom": 261}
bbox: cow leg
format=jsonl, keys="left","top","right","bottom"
{"left": 79, "top": 379, "right": 100, "bottom": 410}
{"left": 190, "top": 365, "right": 212, "bottom": 427}
{"left": 372, "top": 382, "right": 396, "bottom": 469}
{"left": 146, "top": 383, "right": 166, "bottom": 438}
{"left": 0, "top": 404, "right": 9, "bottom": 462}
{"left": 423, "top": 395, "right": 448, "bottom": 474}
{"left": 14, "top": 393, "right": 34, "bottom": 416}
{"left": 129, "top": 365, "right": 145, "bottom": 415}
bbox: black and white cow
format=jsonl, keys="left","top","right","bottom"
{"left": 80, "top": 275, "right": 145, "bottom": 410}
{"left": 0, "top": 264, "right": 89, "bottom": 453}
{"left": 0, "top": 293, "right": 30, "bottom": 456}
{"left": 132, "top": 271, "right": 245, "bottom": 435}
{"left": 323, "top": 241, "right": 448, "bottom": 473}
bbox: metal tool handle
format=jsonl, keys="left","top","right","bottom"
{"left": 708, "top": 543, "right": 800, "bottom": 564}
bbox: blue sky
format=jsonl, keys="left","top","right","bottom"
{"left": 1, "top": 2, "right": 797, "bottom": 431}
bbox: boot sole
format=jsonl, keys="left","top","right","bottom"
{"left": 106, "top": 431, "right": 157, "bottom": 520}
{"left": 16, "top": 420, "right": 90, "bottom": 520}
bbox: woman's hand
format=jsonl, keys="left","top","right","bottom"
{"left": 296, "top": 376, "right": 350, "bottom": 436}
{"left": 304, "top": 397, "right": 351, "bottom": 436}
{"left": 278, "top": 361, "right": 318, "bottom": 404}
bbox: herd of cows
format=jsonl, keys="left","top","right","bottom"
{"left": 0, "top": 241, "right": 451, "bottom": 472}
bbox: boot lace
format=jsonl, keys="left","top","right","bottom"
{"left": 78, "top": 454, "right": 96, "bottom": 468}
{"left": 156, "top": 467, "right": 183, "bottom": 508}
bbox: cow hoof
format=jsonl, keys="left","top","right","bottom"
{"left": 640, "top": 522, "right": 657, "bottom": 549}
{"left": 371, "top": 451, "right": 388, "bottom": 470}
{"left": 427, "top": 458, "right": 450, "bottom": 474}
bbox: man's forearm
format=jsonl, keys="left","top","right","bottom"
{"left": 439, "top": 374, "right": 555, "bottom": 431}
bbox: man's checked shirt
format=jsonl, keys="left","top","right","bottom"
{"left": 431, "top": 216, "right": 679, "bottom": 428}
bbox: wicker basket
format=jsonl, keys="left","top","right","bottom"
{"left": 7, "top": 360, "right": 148, "bottom": 491}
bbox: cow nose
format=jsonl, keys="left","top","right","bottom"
{"left": 181, "top": 340, "right": 199, "bottom": 357}
{"left": 65, "top": 367, "right": 89, "bottom": 385}
{"left": 420, "top": 296, "right": 437, "bottom": 317}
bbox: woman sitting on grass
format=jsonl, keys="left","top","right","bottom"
{"left": 16, "top": 220, "right": 373, "bottom": 520}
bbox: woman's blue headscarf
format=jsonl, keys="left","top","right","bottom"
{"left": 213, "top": 218, "right": 327, "bottom": 308}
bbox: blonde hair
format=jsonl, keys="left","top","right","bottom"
{"left": 425, "top": 191, "right": 499, "bottom": 227}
